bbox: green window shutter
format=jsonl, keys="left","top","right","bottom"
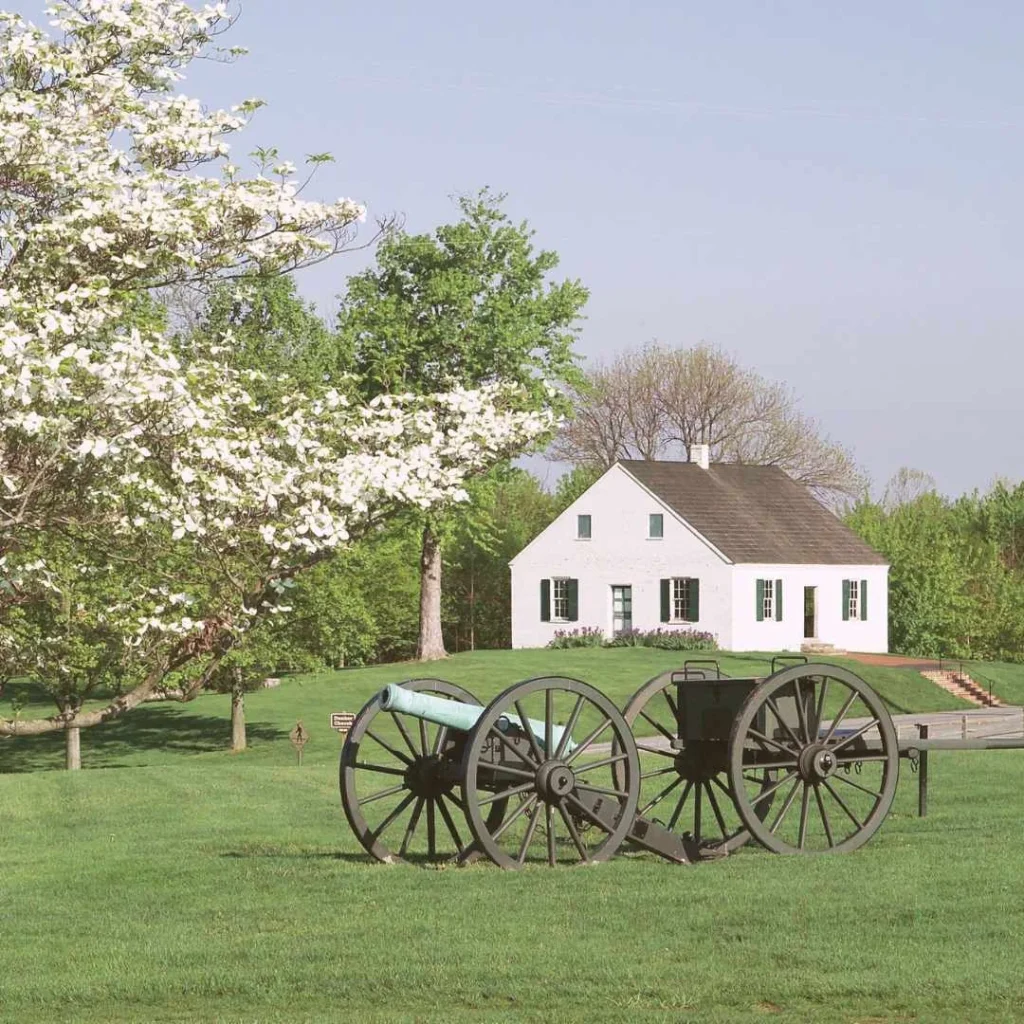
{"left": 660, "top": 579, "right": 670, "bottom": 622}
{"left": 861, "top": 579, "right": 868, "bottom": 621}
{"left": 756, "top": 579, "right": 764, "bottom": 622}
{"left": 689, "top": 578, "right": 700, "bottom": 622}
{"left": 540, "top": 579, "right": 551, "bottom": 622}
{"left": 775, "top": 579, "right": 783, "bottom": 621}
{"left": 842, "top": 579, "right": 850, "bottom": 621}
{"left": 567, "top": 579, "right": 579, "bottom": 622}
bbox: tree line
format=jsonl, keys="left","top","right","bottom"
{"left": 846, "top": 470, "right": 1024, "bottom": 661}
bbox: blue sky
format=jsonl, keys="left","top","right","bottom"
{"left": 65, "top": 1, "right": 1024, "bottom": 494}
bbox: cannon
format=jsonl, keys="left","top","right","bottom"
{"left": 339, "top": 660, "right": 1021, "bottom": 867}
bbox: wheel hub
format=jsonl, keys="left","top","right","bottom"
{"left": 535, "top": 760, "right": 576, "bottom": 802}
{"left": 674, "top": 741, "right": 727, "bottom": 782}
{"left": 404, "top": 755, "right": 455, "bottom": 799}
{"left": 798, "top": 744, "right": 837, "bottom": 782}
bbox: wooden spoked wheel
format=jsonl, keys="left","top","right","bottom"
{"left": 727, "top": 664, "right": 900, "bottom": 855}
{"left": 461, "top": 676, "right": 641, "bottom": 869}
{"left": 618, "top": 670, "right": 773, "bottom": 858}
{"left": 340, "top": 678, "right": 502, "bottom": 864}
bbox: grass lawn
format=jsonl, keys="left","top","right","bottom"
{"left": 964, "top": 660, "right": 1024, "bottom": 706}
{"left": 1, "top": 649, "right": 1022, "bottom": 1023}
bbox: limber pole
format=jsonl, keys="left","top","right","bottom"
{"left": 917, "top": 723, "right": 929, "bottom": 817}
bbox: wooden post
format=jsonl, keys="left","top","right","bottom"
{"left": 289, "top": 721, "right": 309, "bottom": 766}
{"left": 917, "top": 723, "right": 929, "bottom": 818}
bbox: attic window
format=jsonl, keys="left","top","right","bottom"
{"left": 649, "top": 513, "right": 663, "bottom": 539}
{"left": 577, "top": 514, "right": 591, "bottom": 540}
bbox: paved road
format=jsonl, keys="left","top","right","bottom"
{"left": 605, "top": 707, "right": 1024, "bottom": 757}
{"left": 885, "top": 706, "right": 1024, "bottom": 742}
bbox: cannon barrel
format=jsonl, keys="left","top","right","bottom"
{"left": 379, "top": 684, "right": 574, "bottom": 752}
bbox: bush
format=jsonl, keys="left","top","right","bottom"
{"left": 546, "top": 627, "right": 605, "bottom": 649}
{"left": 603, "top": 628, "right": 718, "bottom": 651}
{"left": 545, "top": 626, "right": 717, "bottom": 651}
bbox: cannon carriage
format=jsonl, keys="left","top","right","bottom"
{"left": 340, "top": 659, "right": 999, "bottom": 868}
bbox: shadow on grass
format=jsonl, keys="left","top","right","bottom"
{"left": 0, "top": 704, "right": 286, "bottom": 774}
{"left": 221, "top": 847, "right": 370, "bottom": 863}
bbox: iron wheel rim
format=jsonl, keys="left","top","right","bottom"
{"left": 461, "top": 676, "right": 640, "bottom": 869}
{"left": 727, "top": 664, "right": 899, "bottom": 855}
{"left": 340, "top": 678, "right": 482, "bottom": 864}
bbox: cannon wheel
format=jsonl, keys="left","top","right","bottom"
{"left": 340, "top": 678, "right": 504, "bottom": 864}
{"left": 617, "top": 670, "right": 774, "bottom": 858}
{"left": 727, "top": 664, "right": 900, "bottom": 855}
{"left": 461, "top": 676, "right": 640, "bottom": 869}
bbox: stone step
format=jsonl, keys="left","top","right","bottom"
{"left": 920, "top": 670, "right": 1003, "bottom": 708}
{"left": 800, "top": 641, "right": 848, "bottom": 656}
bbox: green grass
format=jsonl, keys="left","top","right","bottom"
{"left": 965, "top": 660, "right": 1024, "bottom": 706}
{"left": 1, "top": 650, "right": 1021, "bottom": 1023}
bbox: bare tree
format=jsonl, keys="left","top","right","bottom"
{"left": 550, "top": 342, "right": 866, "bottom": 505}
{"left": 881, "top": 467, "right": 938, "bottom": 511}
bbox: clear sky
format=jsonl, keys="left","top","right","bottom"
{"left": 74, "top": 1, "right": 1024, "bottom": 494}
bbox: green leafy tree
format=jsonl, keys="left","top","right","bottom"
{"left": 552, "top": 464, "right": 602, "bottom": 514}
{"left": 846, "top": 471, "right": 1024, "bottom": 659}
{"left": 443, "top": 467, "right": 555, "bottom": 650}
{"left": 337, "top": 191, "right": 589, "bottom": 659}
{"left": 187, "top": 274, "right": 344, "bottom": 399}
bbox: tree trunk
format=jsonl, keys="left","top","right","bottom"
{"left": 230, "top": 677, "right": 246, "bottom": 752}
{"left": 65, "top": 725, "right": 81, "bottom": 771}
{"left": 469, "top": 552, "right": 476, "bottom": 652}
{"left": 416, "top": 522, "right": 447, "bottom": 661}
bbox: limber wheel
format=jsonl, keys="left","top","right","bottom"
{"left": 727, "top": 664, "right": 899, "bottom": 855}
{"left": 618, "top": 670, "right": 773, "bottom": 858}
{"left": 340, "top": 678, "right": 502, "bottom": 864}
{"left": 461, "top": 677, "right": 640, "bottom": 869}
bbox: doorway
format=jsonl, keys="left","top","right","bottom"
{"left": 803, "top": 586, "right": 817, "bottom": 639}
{"left": 612, "top": 585, "right": 633, "bottom": 635}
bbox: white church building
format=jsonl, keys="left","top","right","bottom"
{"left": 510, "top": 450, "right": 889, "bottom": 653}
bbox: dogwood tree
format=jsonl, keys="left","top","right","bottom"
{"left": 0, "top": 0, "right": 551, "bottom": 765}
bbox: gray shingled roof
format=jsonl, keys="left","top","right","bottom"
{"left": 618, "top": 460, "right": 887, "bottom": 565}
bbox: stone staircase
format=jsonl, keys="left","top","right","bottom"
{"left": 920, "top": 669, "right": 1003, "bottom": 708}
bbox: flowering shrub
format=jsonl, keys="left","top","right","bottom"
{"left": 546, "top": 627, "right": 605, "bottom": 649}
{"left": 603, "top": 628, "right": 718, "bottom": 651}
{"left": 545, "top": 626, "right": 717, "bottom": 651}
{"left": 0, "top": 0, "right": 553, "bottom": 742}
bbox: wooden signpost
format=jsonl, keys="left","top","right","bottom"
{"left": 331, "top": 712, "right": 355, "bottom": 735}
{"left": 289, "top": 720, "right": 309, "bottom": 766}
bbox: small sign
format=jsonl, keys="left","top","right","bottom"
{"left": 290, "top": 720, "right": 310, "bottom": 766}
{"left": 331, "top": 712, "right": 356, "bottom": 733}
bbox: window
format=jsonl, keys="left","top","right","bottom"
{"left": 540, "top": 578, "right": 578, "bottom": 622}
{"left": 673, "top": 578, "right": 695, "bottom": 621}
{"left": 553, "top": 578, "right": 570, "bottom": 620}
{"left": 756, "top": 578, "right": 783, "bottom": 622}
{"left": 660, "top": 577, "right": 700, "bottom": 622}
{"left": 842, "top": 579, "right": 867, "bottom": 621}
{"left": 577, "top": 514, "right": 591, "bottom": 540}
{"left": 649, "top": 513, "right": 664, "bottom": 539}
